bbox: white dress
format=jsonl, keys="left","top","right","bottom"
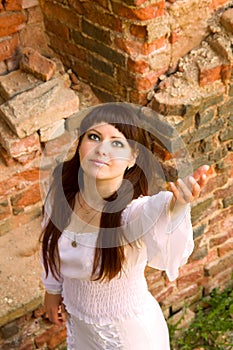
{"left": 42, "top": 191, "right": 194, "bottom": 350}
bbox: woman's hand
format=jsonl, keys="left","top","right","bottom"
{"left": 169, "top": 165, "right": 210, "bottom": 209}
{"left": 44, "top": 291, "right": 66, "bottom": 325}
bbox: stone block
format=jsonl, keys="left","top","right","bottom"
{"left": 20, "top": 48, "right": 57, "bottom": 81}
{"left": 39, "top": 119, "right": 65, "bottom": 142}
{"left": 0, "top": 70, "right": 42, "bottom": 100}
{"left": 0, "top": 78, "right": 79, "bottom": 138}
{"left": 22, "top": 0, "right": 39, "bottom": 9}
{"left": 0, "top": 118, "right": 41, "bottom": 160}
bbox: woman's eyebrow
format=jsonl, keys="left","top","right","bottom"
{"left": 88, "top": 128, "right": 126, "bottom": 139}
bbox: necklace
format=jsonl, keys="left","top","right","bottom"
{"left": 71, "top": 204, "right": 100, "bottom": 248}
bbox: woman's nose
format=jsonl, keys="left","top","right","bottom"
{"left": 95, "top": 141, "right": 109, "bottom": 155}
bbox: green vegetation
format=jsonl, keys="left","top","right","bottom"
{"left": 169, "top": 285, "right": 233, "bottom": 350}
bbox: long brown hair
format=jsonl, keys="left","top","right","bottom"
{"left": 41, "top": 103, "right": 153, "bottom": 281}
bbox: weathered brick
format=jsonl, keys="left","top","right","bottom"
{"left": 22, "top": 0, "right": 39, "bottom": 9}
{"left": 87, "top": 53, "right": 114, "bottom": 77}
{"left": 191, "top": 196, "right": 214, "bottom": 224}
{"left": 0, "top": 12, "right": 26, "bottom": 37}
{"left": 130, "top": 24, "right": 147, "bottom": 39}
{"left": 218, "top": 240, "right": 233, "bottom": 257}
{"left": 44, "top": 17, "right": 70, "bottom": 41}
{"left": 47, "top": 327, "right": 66, "bottom": 349}
{"left": 220, "top": 8, "right": 233, "bottom": 34}
{"left": 199, "top": 64, "right": 222, "bottom": 87}
{"left": 39, "top": 119, "right": 65, "bottom": 142}
{"left": 71, "top": 29, "right": 125, "bottom": 66}
{"left": 127, "top": 58, "right": 149, "bottom": 74}
{"left": 177, "top": 267, "right": 204, "bottom": 289}
{"left": 112, "top": 1, "right": 164, "bottom": 20}
{"left": 0, "top": 118, "right": 41, "bottom": 159}
{"left": 204, "top": 253, "right": 233, "bottom": 276}
{"left": 82, "top": 18, "right": 111, "bottom": 45}
{"left": 5, "top": 0, "right": 22, "bottom": 10}
{"left": 0, "top": 70, "right": 42, "bottom": 100}
{"left": 222, "top": 195, "right": 233, "bottom": 208}
{"left": 187, "top": 118, "right": 224, "bottom": 143}
{"left": 0, "top": 78, "right": 79, "bottom": 138}
{"left": 10, "top": 183, "right": 41, "bottom": 209}
{"left": 81, "top": 2, "right": 122, "bottom": 32}
{"left": 0, "top": 35, "right": 19, "bottom": 62}
{"left": 193, "top": 224, "right": 206, "bottom": 239}
{"left": 218, "top": 97, "right": 233, "bottom": 116}
{"left": 41, "top": 1, "right": 80, "bottom": 29}
{"left": 0, "top": 321, "right": 19, "bottom": 339}
{"left": 209, "top": 233, "right": 230, "bottom": 248}
{"left": 114, "top": 36, "right": 166, "bottom": 56}
{"left": 20, "top": 48, "right": 57, "bottom": 82}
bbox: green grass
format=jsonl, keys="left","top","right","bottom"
{"left": 169, "top": 285, "right": 233, "bottom": 350}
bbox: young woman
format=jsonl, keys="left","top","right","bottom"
{"left": 41, "top": 103, "right": 209, "bottom": 350}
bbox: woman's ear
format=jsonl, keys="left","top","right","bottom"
{"left": 128, "top": 149, "right": 138, "bottom": 169}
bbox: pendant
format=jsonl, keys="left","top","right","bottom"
{"left": 71, "top": 241, "right": 77, "bottom": 248}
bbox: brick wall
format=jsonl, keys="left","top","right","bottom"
{"left": 0, "top": 0, "right": 51, "bottom": 75}
{"left": 41, "top": 0, "right": 232, "bottom": 104}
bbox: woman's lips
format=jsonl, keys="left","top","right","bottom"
{"left": 90, "top": 159, "right": 109, "bottom": 166}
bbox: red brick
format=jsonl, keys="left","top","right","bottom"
{"left": 5, "top": 0, "right": 22, "bottom": 10}
{"left": 44, "top": 17, "right": 70, "bottom": 41}
{"left": 47, "top": 327, "right": 67, "bottom": 349}
{"left": 199, "top": 65, "right": 222, "bottom": 86}
{"left": 214, "top": 183, "right": 233, "bottom": 200}
{"left": 0, "top": 125, "right": 41, "bottom": 159}
{"left": 33, "top": 305, "right": 46, "bottom": 318}
{"left": 169, "top": 30, "right": 181, "bottom": 44}
{"left": 112, "top": 2, "right": 164, "bottom": 20}
{"left": 115, "top": 36, "right": 165, "bottom": 55}
{"left": 0, "top": 12, "right": 26, "bottom": 37}
{"left": 127, "top": 57, "right": 149, "bottom": 74}
{"left": 218, "top": 240, "right": 233, "bottom": 257}
{"left": 35, "top": 325, "right": 65, "bottom": 348}
{"left": 130, "top": 24, "right": 147, "bottom": 39}
{"left": 82, "top": 2, "right": 122, "bottom": 32}
{"left": 10, "top": 183, "right": 41, "bottom": 208}
{"left": 42, "top": 1, "right": 81, "bottom": 29}
{"left": 0, "top": 146, "right": 17, "bottom": 167}
{"left": 209, "top": 233, "right": 230, "bottom": 249}
{"left": 155, "top": 285, "right": 175, "bottom": 303}
{"left": 210, "top": 0, "right": 229, "bottom": 10}
{"left": 0, "top": 35, "right": 19, "bottom": 61}
{"left": 128, "top": 90, "right": 149, "bottom": 105}
{"left": 133, "top": 70, "right": 160, "bottom": 91}
{"left": 201, "top": 172, "right": 228, "bottom": 196}
{"left": 20, "top": 47, "right": 57, "bottom": 81}
{"left": 204, "top": 253, "right": 233, "bottom": 277}
{"left": 177, "top": 267, "right": 204, "bottom": 289}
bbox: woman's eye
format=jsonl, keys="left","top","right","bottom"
{"left": 88, "top": 133, "right": 100, "bottom": 141}
{"left": 112, "top": 140, "right": 124, "bottom": 148}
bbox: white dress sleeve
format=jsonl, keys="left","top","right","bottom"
{"left": 41, "top": 264, "right": 63, "bottom": 295}
{"left": 123, "top": 191, "right": 194, "bottom": 282}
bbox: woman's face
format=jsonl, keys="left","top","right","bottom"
{"left": 78, "top": 123, "right": 137, "bottom": 184}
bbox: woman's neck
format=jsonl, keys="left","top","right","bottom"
{"left": 80, "top": 175, "right": 122, "bottom": 209}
